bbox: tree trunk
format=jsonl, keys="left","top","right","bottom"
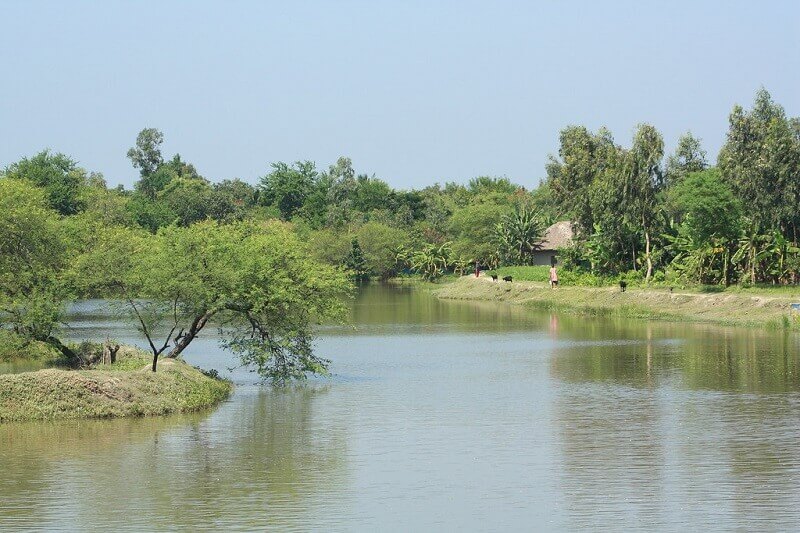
{"left": 104, "top": 342, "right": 120, "bottom": 364}
{"left": 644, "top": 229, "right": 652, "bottom": 283}
{"left": 152, "top": 352, "right": 159, "bottom": 372}
{"left": 166, "top": 311, "right": 214, "bottom": 359}
{"left": 724, "top": 248, "right": 730, "bottom": 287}
{"left": 43, "top": 336, "right": 79, "bottom": 366}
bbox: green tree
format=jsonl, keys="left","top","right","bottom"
{"left": 259, "top": 161, "right": 318, "bottom": 220}
{"left": 546, "top": 126, "right": 618, "bottom": 236}
{"left": 2, "top": 150, "right": 86, "bottom": 215}
{"left": 626, "top": 123, "right": 665, "bottom": 281}
{"left": 467, "top": 176, "right": 519, "bottom": 196}
{"left": 449, "top": 201, "right": 512, "bottom": 265}
{"left": 356, "top": 222, "right": 412, "bottom": 279}
{"left": 127, "top": 128, "right": 164, "bottom": 179}
{"left": 126, "top": 193, "right": 176, "bottom": 232}
{"left": 353, "top": 174, "right": 392, "bottom": 214}
{"left": 670, "top": 169, "right": 742, "bottom": 245}
{"left": 325, "top": 157, "right": 357, "bottom": 227}
{"left": 75, "top": 221, "right": 352, "bottom": 380}
{"left": 0, "top": 179, "right": 76, "bottom": 361}
{"left": 160, "top": 177, "right": 213, "bottom": 226}
{"left": 74, "top": 178, "right": 133, "bottom": 228}
{"left": 718, "top": 88, "right": 800, "bottom": 240}
{"left": 410, "top": 242, "right": 451, "bottom": 281}
{"left": 665, "top": 132, "right": 707, "bottom": 186}
{"left": 345, "top": 238, "right": 369, "bottom": 281}
{"left": 134, "top": 152, "right": 203, "bottom": 200}
{"left": 495, "top": 205, "right": 545, "bottom": 265}
{"left": 667, "top": 169, "right": 742, "bottom": 284}
{"left": 209, "top": 179, "right": 258, "bottom": 222}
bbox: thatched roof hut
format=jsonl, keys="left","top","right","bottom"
{"left": 538, "top": 221, "right": 573, "bottom": 251}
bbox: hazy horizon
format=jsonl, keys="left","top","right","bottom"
{"left": 1, "top": 1, "right": 799, "bottom": 189}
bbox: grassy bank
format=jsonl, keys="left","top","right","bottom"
{"left": 435, "top": 275, "right": 800, "bottom": 329}
{"left": 0, "top": 349, "right": 232, "bottom": 423}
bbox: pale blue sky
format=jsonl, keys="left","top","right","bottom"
{"left": 1, "top": 1, "right": 798, "bottom": 189}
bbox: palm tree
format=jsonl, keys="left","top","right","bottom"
{"left": 495, "top": 206, "right": 545, "bottom": 265}
{"left": 411, "top": 242, "right": 451, "bottom": 281}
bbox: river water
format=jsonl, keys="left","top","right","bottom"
{"left": 2, "top": 284, "right": 800, "bottom": 531}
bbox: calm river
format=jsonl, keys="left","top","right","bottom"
{"left": 2, "top": 284, "right": 800, "bottom": 531}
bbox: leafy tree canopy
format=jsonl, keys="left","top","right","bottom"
{"left": 74, "top": 220, "right": 352, "bottom": 381}
{"left": 2, "top": 150, "right": 86, "bottom": 215}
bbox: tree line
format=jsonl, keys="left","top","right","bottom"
{"left": 548, "top": 88, "right": 800, "bottom": 286}
{"left": 1, "top": 88, "right": 799, "bottom": 378}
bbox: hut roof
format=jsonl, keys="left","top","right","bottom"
{"left": 539, "top": 221, "right": 573, "bottom": 250}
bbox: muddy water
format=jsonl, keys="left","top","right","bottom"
{"left": 1, "top": 284, "right": 799, "bottom": 531}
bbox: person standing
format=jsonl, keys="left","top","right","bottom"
{"left": 549, "top": 264, "right": 558, "bottom": 288}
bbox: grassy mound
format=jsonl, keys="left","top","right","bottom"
{"left": 0, "top": 350, "right": 232, "bottom": 422}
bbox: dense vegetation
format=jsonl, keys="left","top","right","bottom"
{"left": 2, "top": 88, "right": 799, "bottom": 378}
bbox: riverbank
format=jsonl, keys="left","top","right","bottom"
{"left": 0, "top": 349, "right": 232, "bottom": 422}
{"left": 434, "top": 275, "right": 800, "bottom": 329}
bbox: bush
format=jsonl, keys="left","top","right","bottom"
{"left": 0, "top": 331, "right": 58, "bottom": 362}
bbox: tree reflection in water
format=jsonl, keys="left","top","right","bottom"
{"left": 549, "top": 320, "right": 800, "bottom": 529}
{"left": 0, "top": 384, "right": 348, "bottom": 531}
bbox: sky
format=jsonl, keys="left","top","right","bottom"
{"left": 1, "top": 1, "right": 799, "bottom": 190}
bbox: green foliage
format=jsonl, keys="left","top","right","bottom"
{"left": 259, "top": 161, "right": 318, "bottom": 220}
{"left": 353, "top": 175, "right": 392, "bottom": 213}
{"left": 127, "top": 127, "right": 164, "bottom": 180}
{"left": 546, "top": 126, "right": 617, "bottom": 236}
{"left": 0, "top": 330, "right": 58, "bottom": 362}
{"left": 355, "top": 222, "right": 412, "bottom": 280}
{"left": 309, "top": 228, "right": 352, "bottom": 266}
{"left": 159, "top": 177, "right": 213, "bottom": 226}
{"left": 666, "top": 132, "right": 708, "bottom": 186}
{"left": 410, "top": 242, "right": 451, "bottom": 281}
{"left": 0, "top": 179, "right": 75, "bottom": 360}
{"left": 345, "top": 238, "right": 369, "bottom": 281}
{"left": 2, "top": 150, "right": 87, "bottom": 215}
{"left": 495, "top": 205, "right": 545, "bottom": 265}
{"left": 75, "top": 220, "right": 352, "bottom": 381}
{"left": 324, "top": 157, "right": 358, "bottom": 227}
{"left": 467, "top": 176, "right": 518, "bottom": 196}
{"left": 449, "top": 201, "right": 511, "bottom": 264}
{"left": 670, "top": 168, "right": 742, "bottom": 244}
{"left": 125, "top": 193, "right": 175, "bottom": 232}
{"left": 209, "top": 179, "right": 257, "bottom": 222}
{"left": 718, "top": 88, "right": 800, "bottom": 235}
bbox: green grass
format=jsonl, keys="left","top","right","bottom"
{"left": 481, "top": 266, "right": 800, "bottom": 296}
{"left": 486, "top": 266, "right": 614, "bottom": 287}
{"left": 435, "top": 275, "right": 800, "bottom": 330}
{"left": 0, "top": 348, "right": 232, "bottom": 423}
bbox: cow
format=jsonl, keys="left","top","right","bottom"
{"left": 491, "top": 274, "right": 498, "bottom": 282}
{"left": 619, "top": 280, "right": 627, "bottom": 293}
{"left": 503, "top": 276, "right": 513, "bottom": 282}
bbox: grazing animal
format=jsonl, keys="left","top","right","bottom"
{"left": 669, "top": 286, "right": 674, "bottom": 293}
{"left": 491, "top": 274, "right": 498, "bottom": 282}
{"left": 619, "top": 280, "right": 627, "bottom": 293}
{"left": 503, "top": 275, "right": 513, "bottom": 282}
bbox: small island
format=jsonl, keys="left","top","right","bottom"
{"left": 0, "top": 345, "right": 231, "bottom": 423}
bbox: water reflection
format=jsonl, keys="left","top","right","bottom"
{"left": 550, "top": 321, "right": 800, "bottom": 393}
{"left": 0, "top": 386, "right": 347, "bottom": 531}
